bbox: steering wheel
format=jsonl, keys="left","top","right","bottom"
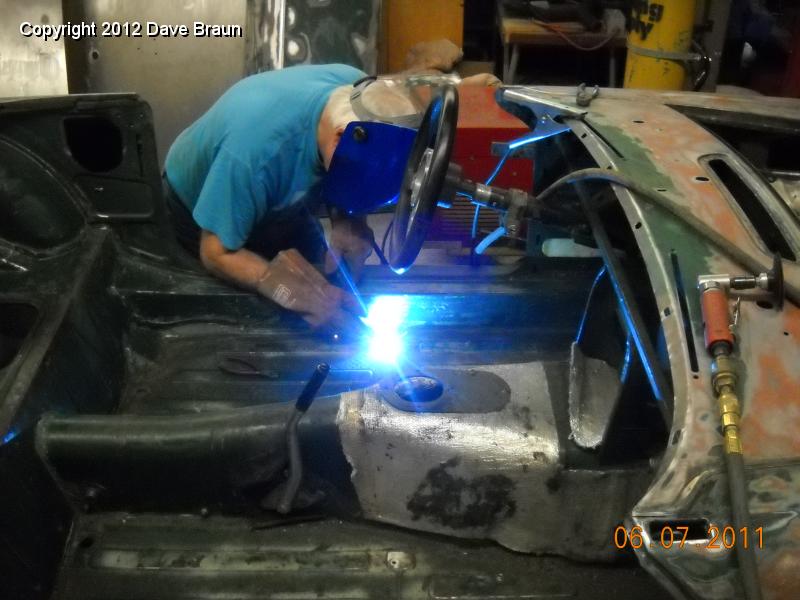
{"left": 387, "top": 86, "right": 459, "bottom": 272}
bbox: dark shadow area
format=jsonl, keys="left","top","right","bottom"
{"left": 64, "top": 116, "right": 124, "bottom": 172}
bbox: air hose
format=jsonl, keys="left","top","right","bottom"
{"left": 698, "top": 282, "right": 763, "bottom": 600}
{"left": 534, "top": 168, "right": 799, "bottom": 306}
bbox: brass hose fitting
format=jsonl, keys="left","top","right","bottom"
{"left": 698, "top": 277, "right": 763, "bottom": 600}
{"left": 710, "top": 352, "right": 743, "bottom": 455}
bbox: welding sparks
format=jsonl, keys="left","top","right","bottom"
{"left": 361, "top": 295, "right": 410, "bottom": 365}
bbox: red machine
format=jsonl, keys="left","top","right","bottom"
{"left": 429, "top": 86, "right": 533, "bottom": 241}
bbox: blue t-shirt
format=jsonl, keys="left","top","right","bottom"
{"left": 164, "top": 64, "right": 366, "bottom": 250}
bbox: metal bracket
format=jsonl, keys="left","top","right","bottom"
{"left": 501, "top": 88, "right": 587, "bottom": 141}
{"left": 576, "top": 83, "right": 600, "bottom": 108}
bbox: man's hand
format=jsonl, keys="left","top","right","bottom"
{"left": 325, "top": 214, "right": 374, "bottom": 283}
{"left": 199, "top": 231, "right": 363, "bottom": 332}
{"left": 257, "top": 248, "right": 364, "bottom": 330}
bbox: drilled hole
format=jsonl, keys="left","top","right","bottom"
{"left": 694, "top": 176, "right": 710, "bottom": 182}
{"left": 633, "top": 119, "right": 645, "bottom": 124}
{"left": 634, "top": 222, "right": 642, "bottom": 229}
{"left": 663, "top": 307, "right": 671, "bottom": 317}
{"left": 655, "top": 187, "right": 667, "bottom": 192}
{"left": 79, "top": 536, "right": 94, "bottom": 549}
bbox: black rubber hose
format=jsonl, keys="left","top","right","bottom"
{"left": 726, "top": 452, "right": 763, "bottom": 600}
{"left": 35, "top": 398, "right": 342, "bottom": 510}
{"left": 295, "top": 364, "right": 330, "bottom": 413}
{"left": 535, "top": 168, "right": 798, "bottom": 306}
{"left": 278, "top": 364, "right": 330, "bottom": 514}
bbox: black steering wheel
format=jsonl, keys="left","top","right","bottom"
{"left": 387, "top": 86, "right": 459, "bottom": 272}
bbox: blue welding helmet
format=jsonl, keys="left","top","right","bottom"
{"left": 323, "top": 120, "right": 416, "bottom": 215}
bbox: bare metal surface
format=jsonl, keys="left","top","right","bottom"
{"left": 337, "top": 362, "right": 559, "bottom": 554}
{"left": 246, "top": 0, "right": 379, "bottom": 74}
{"left": 63, "top": 0, "right": 247, "bottom": 164}
{"left": 770, "top": 179, "right": 800, "bottom": 220}
{"left": 567, "top": 343, "right": 621, "bottom": 450}
{"left": 337, "top": 363, "right": 648, "bottom": 560}
{"left": 0, "top": 0, "right": 68, "bottom": 96}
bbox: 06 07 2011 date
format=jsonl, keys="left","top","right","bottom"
{"left": 614, "top": 525, "right": 764, "bottom": 550}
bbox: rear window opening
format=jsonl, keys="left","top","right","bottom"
{"left": 64, "top": 116, "right": 123, "bottom": 172}
{"left": 705, "top": 158, "right": 796, "bottom": 261}
{"left": 705, "top": 122, "right": 800, "bottom": 175}
{"left": 671, "top": 105, "right": 800, "bottom": 176}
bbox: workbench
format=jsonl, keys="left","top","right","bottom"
{"left": 497, "top": 2, "right": 627, "bottom": 85}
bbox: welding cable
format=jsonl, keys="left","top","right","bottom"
{"left": 475, "top": 224, "right": 507, "bottom": 255}
{"left": 470, "top": 205, "right": 481, "bottom": 243}
{"left": 471, "top": 146, "right": 514, "bottom": 248}
{"left": 535, "top": 168, "right": 799, "bottom": 306}
{"left": 380, "top": 218, "right": 394, "bottom": 257}
{"left": 371, "top": 238, "right": 389, "bottom": 266}
{"left": 533, "top": 20, "right": 621, "bottom": 52}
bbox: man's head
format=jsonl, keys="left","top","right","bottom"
{"left": 318, "top": 86, "right": 357, "bottom": 170}
{"left": 318, "top": 81, "right": 419, "bottom": 170}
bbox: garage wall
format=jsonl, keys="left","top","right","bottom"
{"left": 63, "top": 0, "right": 248, "bottom": 165}
{"left": 61, "top": 0, "right": 380, "bottom": 166}
{"left": 0, "top": 0, "right": 68, "bottom": 97}
{"left": 246, "top": 0, "right": 380, "bottom": 73}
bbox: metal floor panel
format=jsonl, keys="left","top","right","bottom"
{"left": 52, "top": 514, "right": 673, "bottom": 600}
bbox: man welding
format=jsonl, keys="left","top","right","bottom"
{"left": 163, "top": 63, "right": 380, "bottom": 331}
{"left": 164, "top": 62, "right": 498, "bottom": 331}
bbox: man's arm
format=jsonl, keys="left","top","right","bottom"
{"left": 199, "top": 229, "right": 269, "bottom": 290}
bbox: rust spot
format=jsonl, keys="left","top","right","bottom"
{"left": 407, "top": 458, "right": 516, "bottom": 529}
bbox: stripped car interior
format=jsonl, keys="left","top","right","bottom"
{"left": 1, "top": 83, "right": 799, "bottom": 600}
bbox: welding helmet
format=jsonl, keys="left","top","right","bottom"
{"left": 322, "top": 73, "right": 461, "bottom": 215}
{"left": 349, "top": 73, "right": 461, "bottom": 127}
